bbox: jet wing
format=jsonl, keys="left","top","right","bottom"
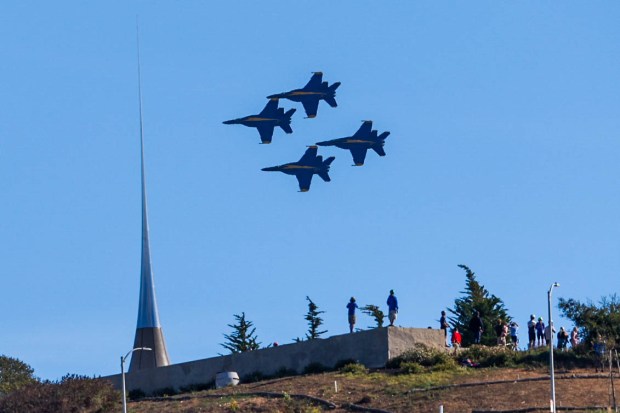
{"left": 353, "top": 121, "right": 373, "bottom": 138}
{"left": 303, "top": 72, "right": 323, "bottom": 89}
{"left": 301, "top": 98, "right": 320, "bottom": 118}
{"left": 259, "top": 99, "right": 279, "bottom": 116}
{"left": 298, "top": 146, "right": 318, "bottom": 164}
{"left": 296, "top": 171, "right": 314, "bottom": 192}
{"left": 257, "top": 125, "right": 275, "bottom": 144}
{"left": 350, "top": 147, "right": 368, "bottom": 166}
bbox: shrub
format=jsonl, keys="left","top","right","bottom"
{"left": 241, "top": 371, "right": 266, "bottom": 383}
{"left": 178, "top": 381, "right": 214, "bottom": 393}
{"left": 399, "top": 362, "right": 425, "bottom": 374}
{"left": 386, "top": 344, "right": 451, "bottom": 369}
{"left": 333, "top": 358, "right": 358, "bottom": 370}
{"left": 152, "top": 386, "right": 177, "bottom": 397}
{"left": 128, "top": 388, "right": 146, "bottom": 400}
{"left": 339, "top": 363, "right": 368, "bottom": 375}
{"left": 273, "top": 366, "right": 297, "bottom": 378}
{"left": 302, "top": 362, "right": 328, "bottom": 375}
{"left": 458, "top": 345, "right": 519, "bottom": 367}
{"left": 0, "top": 375, "right": 119, "bottom": 413}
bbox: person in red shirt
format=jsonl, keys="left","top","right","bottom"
{"left": 451, "top": 327, "right": 462, "bottom": 352}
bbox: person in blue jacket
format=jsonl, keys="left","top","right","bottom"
{"left": 387, "top": 290, "right": 399, "bottom": 326}
{"left": 346, "top": 297, "right": 359, "bottom": 333}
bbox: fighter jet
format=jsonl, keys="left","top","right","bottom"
{"left": 316, "top": 120, "right": 390, "bottom": 166}
{"left": 267, "top": 72, "right": 341, "bottom": 119}
{"left": 261, "top": 146, "right": 335, "bottom": 192}
{"left": 223, "top": 99, "right": 296, "bottom": 144}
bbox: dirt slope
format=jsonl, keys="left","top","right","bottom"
{"left": 128, "top": 368, "right": 618, "bottom": 412}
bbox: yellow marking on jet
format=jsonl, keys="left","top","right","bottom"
{"left": 246, "top": 117, "right": 276, "bottom": 121}
{"left": 290, "top": 91, "right": 322, "bottom": 96}
{"left": 283, "top": 165, "right": 314, "bottom": 170}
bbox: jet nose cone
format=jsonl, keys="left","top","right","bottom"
{"left": 261, "top": 166, "right": 279, "bottom": 172}
{"left": 223, "top": 119, "right": 236, "bottom": 125}
{"left": 316, "top": 141, "right": 327, "bottom": 146}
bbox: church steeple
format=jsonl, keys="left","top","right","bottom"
{"left": 129, "top": 28, "right": 170, "bottom": 372}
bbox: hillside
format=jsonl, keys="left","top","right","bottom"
{"left": 127, "top": 367, "right": 617, "bottom": 412}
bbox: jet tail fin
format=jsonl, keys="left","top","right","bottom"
{"left": 318, "top": 171, "right": 331, "bottom": 182}
{"left": 280, "top": 124, "right": 293, "bottom": 134}
{"left": 377, "top": 131, "right": 390, "bottom": 140}
{"left": 285, "top": 108, "right": 296, "bottom": 118}
{"left": 323, "top": 156, "right": 336, "bottom": 166}
{"left": 328, "top": 82, "right": 341, "bottom": 92}
{"left": 324, "top": 96, "right": 338, "bottom": 108}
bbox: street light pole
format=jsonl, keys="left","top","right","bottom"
{"left": 121, "top": 347, "right": 152, "bottom": 413}
{"left": 548, "top": 282, "right": 560, "bottom": 413}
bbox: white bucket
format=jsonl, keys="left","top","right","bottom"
{"left": 215, "top": 371, "right": 240, "bottom": 389}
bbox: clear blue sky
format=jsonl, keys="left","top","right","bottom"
{"left": 1, "top": 2, "right": 618, "bottom": 380}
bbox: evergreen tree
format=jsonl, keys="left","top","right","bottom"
{"left": 558, "top": 294, "right": 620, "bottom": 348}
{"left": 447, "top": 264, "right": 512, "bottom": 346}
{"left": 220, "top": 312, "right": 261, "bottom": 354}
{"left": 361, "top": 304, "right": 385, "bottom": 328}
{"left": 305, "top": 296, "right": 327, "bottom": 340}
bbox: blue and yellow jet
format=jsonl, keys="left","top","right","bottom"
{"left": 223, "top": 99, "right": 296, "bottom": 144}
{"left": 316, "top": 121, "right": 390, "bottom": 166}
{"left": 261, "top": 146, "right": 335, "bottom": 192}
{"left": 267, "top": 72, "right": 340, "bottom": 119}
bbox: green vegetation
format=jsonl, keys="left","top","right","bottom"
{"left": 386, "top": 344, "right": 456, "bottom": 370}
{"left": 360, "top": 304, "right": 385, "bottom": 328}
{"left": 304, "top": 296, "right": 327, "bottom": 340}
{"left": 559, "top": 294, "right": 620, "bottom": 348}
{"left": 448, "top": 264, "right": 512, "bottom": 346}
{"left": 0, "top": 374, "right": 119, "bottom": 413}
{"left": 221, "top": 312, "right": 261, "bottom": 354}
{"left": 0, "top": 355, "right": 37, "bottom": 397}
{"left": 339, "top": 362, "right": 368, "bottom": 375}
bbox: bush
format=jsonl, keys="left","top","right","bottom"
{"left": 386, "top": 344, "right": 452, "bottom": 369}
{"left": 273, "top": 366, "right": 297, "bottom": 378}
{"left": 333, "top": 359, "right": 358, "bottom": 370}
{"left": 458, "top": 345, "right": 519, "bottom": 367}
{"left": 399, "top": 362, "right": 425, "bottom": 375}
{"left": 0, "top": 355, "right": 38, "bottom": 396}
{"left": 0, "top": 375, "right": 119, "bottom": 413}
{"left": 241, "top": 371, "right": 266, "bottom": 383}
{"left": 152, "top": 386, "right": 177, "bottom": 397}
{"left": 339, "top": 363, "right": 368, "bottom": 375}
{"left": 128, "top": 388, "right": 146, "bottom": 400}
{"left": 302, "top": 362, "right": 328, "bottom": 375}
{"left": 178, "top": 381, "right": 214, "bottom": 393}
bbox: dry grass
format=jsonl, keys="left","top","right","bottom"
{"left": 127, "top": 367, "right": 618, "bottom": 412}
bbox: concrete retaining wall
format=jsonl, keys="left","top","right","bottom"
{"left": 104, "top": 327, "right": 443, "bottom": 394}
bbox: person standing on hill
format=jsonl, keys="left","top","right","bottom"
{"left": 527, "top": 315, "right": 537, "bottom": 349}
{"left": 469, "top": 311, "right": 484, "bottom": 344}
{"left": 495, "top": 319, "right": 507, "bottom": 346}
{"left": 451, "top": 328, "right": 462, "bottom": 353}
{"left": 509, "top": 321, "right": 519, "bottom": 349}
{"left": 387, "top": 290, "right": 398, "bottom": 326}
{"left": 346, "top": 297, "right": 358, "bottom": 333}
{"left": 440, "top": 310, "right": 449, "bottom": 346}
{"left": 570, "top": 327, "right": 580, "bottom": 348}
{"left": 535, "top": 317, "right": 546, "bottom": 347}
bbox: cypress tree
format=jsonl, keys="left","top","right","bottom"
{"left": 305, "top": 296, "right": 327, "bottom": 340}
{"left": 221, "top": 312, "right": 261, "bottom": 354}
{"left": 447, "top": 264, "right": 512, "bottom": 346}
